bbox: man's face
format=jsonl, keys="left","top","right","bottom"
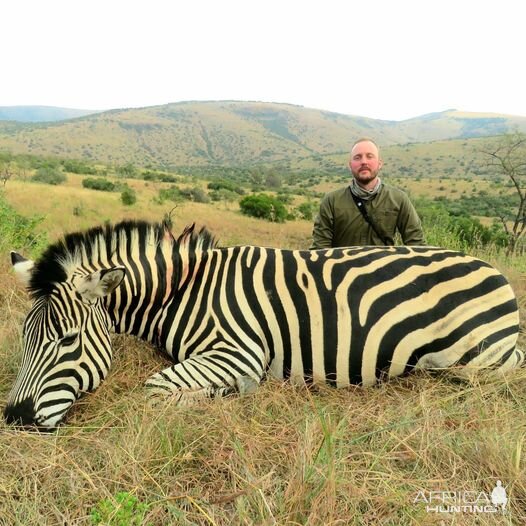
{"left": 349, "top": 140, "right": 383, "bottom": 188}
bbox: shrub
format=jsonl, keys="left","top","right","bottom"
{"left": 158, "top": 174, "right": 178, "bottom": 183}
{"left": 72, "top": 203, "right": 84, "bottom": 217}
{"left": 276, "top": 193, "right": 294, "bottom": 205}
{"left": 31, "top": 167, "right": 66, "bottom": 185}
{"left": 295, "top": 201, "right": 318, "bottom": 221}
{"left": 116, "top": 163, "right": 138, "bottom": 177}
{"left": 121, "top": 187, "right": 137, "bottom": 205}
{"left": 90, "top": 491, "right": 149, "bottom": 526}
{"left": 158, "top": 186, "right": 184, "bottom": 203}
{"left": 415, "top": 198, "right": 510, "bottom": 251}
{"left": 62, "top": 159, "right": 97, "bottom": 175}
{"left": 82, "top": 177, "right": 116, "bottom": 192}
{"left": 183, "top": 186, "right": 210, "bottom": 203}
{"left": 449, "top": 216, "right": 492, "bottom": 246}
{"left": 208, "top": 179, "right": 245, "bottom": 195}
{"left": 0, "top": 191, "right": 47, "bottom": 256}
{"left": 158, "top": 186, "right": 210, "bottom": 204}
{"left": 239, "top": 193, "right": 287, "bottom": 223}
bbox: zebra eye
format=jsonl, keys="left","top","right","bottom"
{"left": 60, "top": 333, "right": 79, "bottom": 347}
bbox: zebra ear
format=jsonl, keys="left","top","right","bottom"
{"left": 77, "top": 267, "right": 125, "bottom": 301}
{"left": 11, "top": 252, "right": 35, "bottom": 287}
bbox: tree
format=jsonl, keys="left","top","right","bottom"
{"left": 264, "top": 170, "right": 282, "bottom": 189}
{"left": 15, "top": 158, "right": 31, "bottom": 180}
{"left": 479, "top": 132, "right": 526, "bottom": 254}
{"left": 239, "top": 194, "right": 287, "bottom": 223}
{"left": 0, "top": 161, "right": 13, "bottom": 186}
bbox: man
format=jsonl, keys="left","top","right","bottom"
{"left": 310, "top": 138, "right": 424, "bottom": 248}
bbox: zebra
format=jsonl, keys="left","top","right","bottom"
{"left": 4, "top": 220, "right": 524, "bottom": 429}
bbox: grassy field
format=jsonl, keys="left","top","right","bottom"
{"left": 1, "top": 176, "right": 525, "bottom": 525}
{"left": 312, "top": 175, "right": 496, "bottom": 201}
{"left": 1, "top": 175, "right": 314, "bottom": 249}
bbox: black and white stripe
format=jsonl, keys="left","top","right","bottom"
{"left": 5, "top": 220, "right": 524, "bottom": 428}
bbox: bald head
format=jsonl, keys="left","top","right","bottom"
{"left": 351, "top": 138, "right": 381, "bottom": 158}
{"left": 348, "top": 138, "right": 383, "bottom": 190}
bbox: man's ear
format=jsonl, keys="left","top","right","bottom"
{"left": 11, "top": 252, "right": 35, "bottom": 287}
{"left": 77, "top": 267, "right": 126, "bottom": 302}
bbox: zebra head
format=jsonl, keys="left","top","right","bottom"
{"left": 4, "top": 252, "right": 125, "bottom": 430}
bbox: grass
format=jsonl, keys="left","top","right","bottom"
{"left": 1, "top": 177, "right": 525, "bottom": 524}
{"left": 2, "top": 175, "right": 313, "bottom": 249}
{"left": 1, "top": 341, "right": 526, "bottom": 524}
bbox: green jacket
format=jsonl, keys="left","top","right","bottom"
{"left": 310, "top": 183, "right": 424, "bottom": 248}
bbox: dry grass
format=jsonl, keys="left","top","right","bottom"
{"left": 1, "top": 325, "right": 526, "bottom": 525}
{"left": 3, "top": 176, "right": 313, "bottom": 250}
{"left": 1, "top": 182, "right": 526, "bottom": 525}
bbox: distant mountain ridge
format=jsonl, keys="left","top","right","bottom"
{"left": 0, "top": 101, "right": 525, "bottom": 168}
{"left": 0, "top": 105, "right": 100, "bottom": 123}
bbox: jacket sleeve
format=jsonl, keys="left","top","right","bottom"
{"left": 398, "top": 194, "right": 425, "bottom": 245}
{"left": 310, "top": 195, "right": 334, "bottom": 249}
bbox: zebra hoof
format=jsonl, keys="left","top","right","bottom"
{"left": 144, "top": 374, "right": 176, "bottom": 397}
{"left": 236, "top": 376, "right": 260, "bottom": 395}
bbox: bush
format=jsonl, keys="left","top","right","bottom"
{"left": 208, "top": 179, "right": 245, "bottom": 195}
{"left": 182, "top": 186, "right": 210, "bottom": 203}
{"left": 0, "top": 191, "right": 47, "bottom": 255}
{"left": 141, "top": 171, "right": 179, "bottom": 183}
{"left": 276, "top": 193, "right": 294, "bottom": 205}
{"left": 72, "top": 204, "right": 84, "bottom": 217}
{"left": 158, "top": 174, "right": 178, "bottom": 183}
{"left": 121, "top": 187, "right": 137, "bottom": 205}
{"left": 239, "top": 193, "right": 287, "bottom": 223}
{"left": 90, "top": 491, "right": 149, "bottom": 526}
{"left": 158, "top": 186, "right": 210, "bottom": 204}
{"left": 295, "top": 201, "right": 318, "bottom": 221}
{"left": 62, "top": 159, "right": 97, "bottom": 175}
{"left": 415, "top": 198, "right": 510, "bottom": 251}
{"left": 116, "top": 163, "right": 138, "bottom": 177}
{"left": 31, "top": 167, "right": 66, "bottom": 185}
{"left": 158, "top": 186, "right": 184, "bottom": 203}
{"left": 82, "top": 178, "right": 116, "bottom": 192}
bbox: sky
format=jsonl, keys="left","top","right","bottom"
{"left": 2, "top": 0, "right": 525, "bottom": 121}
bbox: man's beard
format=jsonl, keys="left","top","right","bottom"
{"left": 353, "top": 168, "right": 379, "bottom": 187}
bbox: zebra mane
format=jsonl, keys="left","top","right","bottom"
{"left": 28, "top": 220, "right": 218, "bottom": 300}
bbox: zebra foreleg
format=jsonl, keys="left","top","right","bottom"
{"left": 144, "top": 349, "right": 265, "bottom": 405}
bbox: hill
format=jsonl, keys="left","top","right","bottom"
{"left": 0, "top": 101, "right": 525, "bottom": 168}
{"left": 0, "top": 105, "right": 101, "bottom": 123}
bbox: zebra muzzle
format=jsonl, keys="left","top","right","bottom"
{"left": 4, "top": 398, "right": 40, "bottom": 429}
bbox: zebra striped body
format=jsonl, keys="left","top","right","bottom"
{"left": 5, "top": 221, "right": 524, "bottom": 428}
